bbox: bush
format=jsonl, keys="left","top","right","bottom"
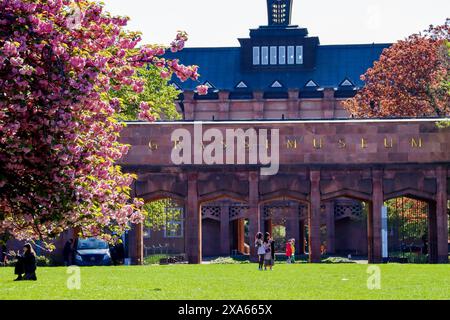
{"left": 322, "top": 257, "right": 356, "bottom": 264}
{"left": 36, "top": 256, "right": 51, "bottom": 267}
{"left": 144, "top": 254, "right": 169, "bottom": 265}
{"left": 4, "top": 255, "right": 52, "bottom": 267}
{"left": 210, "top": 257, "right": 250, "bottom": 264}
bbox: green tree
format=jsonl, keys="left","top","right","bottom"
{"left": 111, "top": 65, "right": 182, "bottom": 121}
{"left": 437, "top": 41, "right": 450, "bottom": 128}
{"left": 143, "top": 199, "right": 182, "bottom": 233}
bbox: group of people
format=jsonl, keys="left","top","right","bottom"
{"left": 255, "top": 232, "right": 275, "bottom": 271}
{"left": 255, "top": 233, "right": 298, "bottom": 270}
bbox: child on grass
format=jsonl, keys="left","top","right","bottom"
{"left": 286, "top": 240, "right": 292, "bottom": 263}
{"left": 290, "top": 239, "right": 296, "bottom": 264}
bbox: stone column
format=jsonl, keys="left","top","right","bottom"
{"left": 370, "top": 169, "right": 383, "bottom": 263}
{"left": 325, "top": 201, "right": 335, "bottom": 255}
{"left": 129, "top": 223, "right": 143, "bottom": 265}
{"left": 298, "top": 220, "right": 305, "bottom": 254}
{"left": 292, "top": 203, "right": 301, "bottom": 254}
{"left": 237, "top": 219, "right": 245, "bottom": 254}
{"left": 248, "top": 171, "right": 260, "bottom": 262}
{"left": 309, "top": 170, "right": 322, "bottom": 263}
{"left": 220, "top": 204, "right": 230, "bottom": 256}
{"left": 428, "top": 202, "right": 438, "bottom": 263}
{"left": 185, "top": 173, "right": 201, "bottom": 264}
{"left": 436, "top": 166, "right": 448, "bottom": 263}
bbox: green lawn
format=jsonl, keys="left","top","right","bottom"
{"left": 0, "top": 264, "right": 449, "bottom": 300}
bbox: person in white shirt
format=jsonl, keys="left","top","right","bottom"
{"left": 255, "top": 232, "right": 265, "bottom": 270}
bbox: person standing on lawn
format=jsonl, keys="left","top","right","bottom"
{"left": 270, "top": 234, "right": 276, "bottom": 267}
{"left": 263, "top": 232, "right": 274, "bottom": 271}
{"left": 290, "top": 239, "right": 296, "bottom": 264}
{"left": 13, "top": 244, "right": 37, "bottom": 281}
{"left": 115, "top": 239, "right": 125, "bottom": 265}
{"left": 255, "top": 232, "right": 265, "bottom": 271}
{"left": 286, "top": 239, "right": 292, "bottom": 263}
{"left": 63, "top": 239, "right": 74, "bottom": 266}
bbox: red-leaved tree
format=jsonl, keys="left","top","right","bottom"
{"left": 0, "top": 0, "right": 207, "bottom": 245}
{"left": 344, "top": 21, "right": 450, "bottom": 118}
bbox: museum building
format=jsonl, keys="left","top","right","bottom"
{"left": 120, "top": 0, "right": 450, "bottom": 264}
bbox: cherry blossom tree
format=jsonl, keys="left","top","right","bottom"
{"left": 344, "top": 21, "right": 450, "bottom": 118}
{"left": 0, "top": 0, "right": 207, "bottom": 245}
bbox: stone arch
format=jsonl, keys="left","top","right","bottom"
{"left": 140, "top": 191, "right": 186, "bottom": 204}
{"left": 383, "top": 189, "right": 437, "bottom": 263}
{"left": 198, "top": 190, "right": 248, "bottom": 206}
{"left": 321, "top": 188, "right": 372, "bottom": 203}
{"left": 384, "top": 188, "right": 435, "bottom": 203}
{"left": 260, "top": 190, "right": 309, "bottom": 205}
{"left": 199, "top": 192, "right": 248, "bottom": 258}
{"left": 319, "top": 188, "right": 371, "bottom": 258}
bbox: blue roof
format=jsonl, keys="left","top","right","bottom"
{"left": 166, "top": 43, "right": 390, "bottom": 91}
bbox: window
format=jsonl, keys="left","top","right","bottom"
{"left": 287, "top": 46, "right": 295, "bottom": 64}
{"left": 279, "top": 46, "right": 286, "bottom": 64}
{"left": 252, "top": 46, "right": 260, "bottom": 65}
{"left": 271, "top": 1, "right": 287, "bottom": 24}
{"left": 296, "top": 46, "right": 303, "bottom": 64}
{"left": 261, "top": 46, "right": 269, "bottom": 65}
{"left": 251, "top": 44, "right": 304, "bottom": 66}
{"left": 270, "top": 46, "right": 277, "bottom": 65}
{"left": 164, "top": 207, "right": 184, "bottom": 238}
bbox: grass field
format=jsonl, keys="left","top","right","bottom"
{"left": 0, "top": 264, "right": 449, "bottom": 300}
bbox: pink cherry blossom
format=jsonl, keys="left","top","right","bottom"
{"left": 196, "top": 84, "right": 209, "bottom": 95}
{"left": 0, "top": 0, "right": 207, "bottom": 245}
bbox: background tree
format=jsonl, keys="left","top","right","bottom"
{"left": 112, "top": 65, "right": 182, "bottom": 122}
{"left": 0, "top": 0, "right": 206, "bottom": 245}
{"left": 344, "top": 21, "right": 450, "bottom": 118}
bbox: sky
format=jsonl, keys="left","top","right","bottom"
{"left": 103, "top": 0, "right": 450, "bottom": 47}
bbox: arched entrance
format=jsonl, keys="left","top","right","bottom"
{"left": 140, "top": 196, "right": 186, "bottom": 262}
{"left": 332, "top": 199, "right": 368, "bottom": 258}
{"left": 262, "top": 199, "right": 308, "bottom": 257}
{"left": 200, "top": 197, "right": 250, "bottom": 259}
{"left": 385, "top": 197, "right": 432, "bottom": 263}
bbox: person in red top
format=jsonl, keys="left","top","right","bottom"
{"left": 285, "top": 240, "right": 292, "bottom": 263}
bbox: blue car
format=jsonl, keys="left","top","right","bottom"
{"left": 74, "top": 238, "right": 112, "bottom": 266}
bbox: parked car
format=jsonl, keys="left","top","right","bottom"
{"left": 74, "top": 238, "right": 111, "bottom": 266}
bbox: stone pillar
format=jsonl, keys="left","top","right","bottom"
{"left": 436, "top": 166, "right": 448, "bottom": 263}
{"left": 309, "top": 170, "right": 322, "bottom": 263}
{"left": 185, "top": 173, "right": 201, "bottom": 264}
{"left": 298, "top": 220, "right": 305, "bottom": 254}
{"left": 428, "top": 202, "right": 438, "bottom": 263}
{"left": 237, "top": 219, "right": 245, "bottom": 254}
{"left": 220, "top": 204, "right": 230, "bottom": 256}
{"left": 370, "top": 169, "right": 383, "bottom": 263}
{"left": 129, "top": 223, "right": 143, "bottom": 265}
{"left": 325, "top": 201, "right": 335, "bottom": 255}
{"left": 248, "top": 171, "right": 260, "bottom": 262}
